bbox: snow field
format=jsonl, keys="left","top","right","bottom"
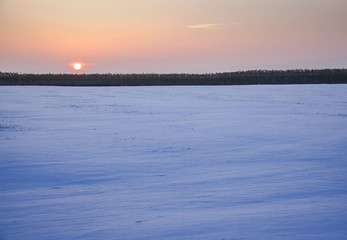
{"left": 1, "top": 85, "right": 347, "bottom": 239}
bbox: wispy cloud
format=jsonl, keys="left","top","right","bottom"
{"left": 187, "top": 23, "right": 221, "bottom": 30}
{"left": 187, "top": 22, "right": 240, "bottom": 30}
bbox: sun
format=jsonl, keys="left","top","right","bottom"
{"left": 73, "top": 63, "right": 82, "bottom": 71}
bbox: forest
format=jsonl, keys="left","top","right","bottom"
{"left": 1, "top": 69, "right": 347, "bottom": 86}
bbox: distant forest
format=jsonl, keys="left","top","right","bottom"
{"left": 1, "top": 69, "right": 347, "bottom": 86}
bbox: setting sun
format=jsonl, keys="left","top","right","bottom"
{"left": 73, "top": 63, "right": 82, "bottom": 71}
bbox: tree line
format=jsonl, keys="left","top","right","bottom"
{"left": 1, "top": 69, "right": 347, "bottom": 86}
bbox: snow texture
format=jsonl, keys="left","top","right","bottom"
{"left": 1, "top": 85, "right": 347, "bottom": 240}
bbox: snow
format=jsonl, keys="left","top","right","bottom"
{"left": 1, "top": 85, "right": 347, "bottom": 240}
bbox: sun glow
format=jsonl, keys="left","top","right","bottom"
{"left": 73, "top": 63, "right": 82, "bottom": 70}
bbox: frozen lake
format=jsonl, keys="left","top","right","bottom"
{"left": 1, "top": 85, "right": 347, "bottom": 240}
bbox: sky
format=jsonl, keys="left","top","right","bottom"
{"left": 1, "top": 0, "right": 347, "bottom": 73}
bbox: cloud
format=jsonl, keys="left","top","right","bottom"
{"left": 187, "top": 23, "right": 222, "bottom": 30}
{"left": 187, "top": 22, "right": 241, "bottom": 30}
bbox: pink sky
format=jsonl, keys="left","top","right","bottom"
{"left": 1, "top": 0, "right": 346, "bottom": 73}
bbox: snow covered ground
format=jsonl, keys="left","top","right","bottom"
{"left": 1, "top": 85, "right": 347, "bottom": 240}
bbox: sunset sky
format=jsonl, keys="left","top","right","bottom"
{"left": 1, "top": 0, "right": 347, "bottom": 73}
